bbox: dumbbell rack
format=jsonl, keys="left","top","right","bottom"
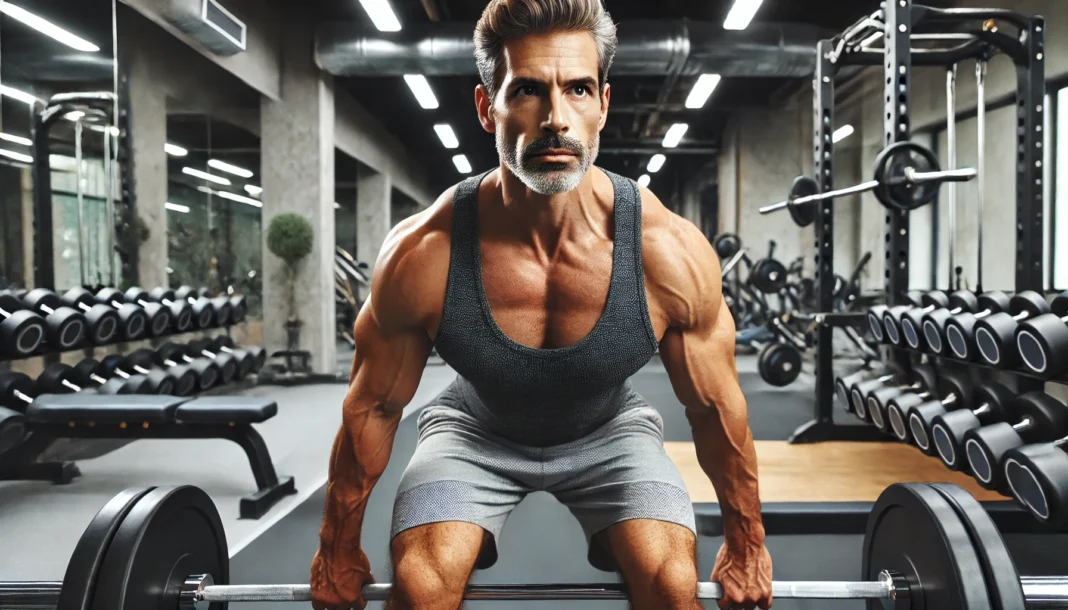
{"left": 790, "top": 0, "right": 1047, "bottom": 444}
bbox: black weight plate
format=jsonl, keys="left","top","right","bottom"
{"left": 56, "top": 487, "right": 154, "bottom": 610}
{"left": 863, "top": 483, "right": 991, "bottom": 610}
{"left": 788, "top": 176, "right": 819, "bottom": 227}
{"left": 714, "top": 233, "right": 741, "bottom": 259}
{"left": 929, "top": 483, "right": 1027, "bottom": 610}
{"left": 758, "top": 343, "right": 801, "bottom": 387}
{"left": 873, "top": 142, "right": 942, "bottom": 212}
{"left": 91, "top": 486, "right": 229, "bottom": 610}
{"left": 750, "top": 258, "right": 788, "bottom": 294}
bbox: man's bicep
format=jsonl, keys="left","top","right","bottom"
{"left": 659, "top": 296, "right": 745, "bottom": 416}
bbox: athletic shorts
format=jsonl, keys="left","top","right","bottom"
{"left": 390, "top": 404, "right": 697, "bottom": 572}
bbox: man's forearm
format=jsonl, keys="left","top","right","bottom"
{"left": 687, "top": 404, "right": 765, "bottom": 548}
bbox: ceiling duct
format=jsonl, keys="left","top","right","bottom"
{"left": 316, "top": 20, "right": 824, "bottom": 78}
{"left": 153, "top": 0, "right": 246, "bottom": 56}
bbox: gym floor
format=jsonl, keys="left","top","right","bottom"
{"left": 1, "top": 355, "right": 1064, "bottom": 610}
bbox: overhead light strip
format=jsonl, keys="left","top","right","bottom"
{"left": 0, "top": 1, "right": 100, "bottom": 51}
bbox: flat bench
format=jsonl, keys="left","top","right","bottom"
{"left": 0, "top": 394, "right": 295, "bottom": 519}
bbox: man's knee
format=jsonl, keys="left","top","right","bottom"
{"left": 647, "top": 558, "right": 699, "bottom": 601}
{"left": 388, "top": 523, "right": 486, "bottom": 610}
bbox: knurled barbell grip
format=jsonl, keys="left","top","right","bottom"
{"left": 759, "top": 180, "right": 880, "bottom": 214}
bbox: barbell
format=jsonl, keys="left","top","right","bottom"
{"left": 759, "top": 141, "right": 978, "bottom": 227}
{"left": 0, "top": 481, "right": 1065, "bottom": 609}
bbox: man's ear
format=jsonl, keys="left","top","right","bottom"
{"left": 598, "top": 82, "right": 611, "bottom": 131}
{"left": 475, "top": 84, "right": 496, "bottom": 133}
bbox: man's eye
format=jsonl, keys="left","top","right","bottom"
{"left": 518, "top": 85, "right": 537, "bottom": 96}
{"left": 574, "top": 86, "right": 587, "bottom": 96}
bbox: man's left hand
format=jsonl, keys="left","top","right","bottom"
{"left": 710, "top": 541, "right": 773, "bottom": 610}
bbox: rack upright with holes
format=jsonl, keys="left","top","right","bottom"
{"left": 790, "top": 0, "right": 1046, "bottom": 443}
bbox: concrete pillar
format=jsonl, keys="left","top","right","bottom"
{"left": 260, "top": 18, "right": 336, "bottom": 375}
{"left": 357, "top": 168, "right": 391, "bottom": 268}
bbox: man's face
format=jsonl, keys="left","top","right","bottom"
{"left": 477, "top": 30, "right": 610, "bottom": 195}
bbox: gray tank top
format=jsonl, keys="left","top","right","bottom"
{"left": 431, "top": 169, "right": 659, "bottom": 447}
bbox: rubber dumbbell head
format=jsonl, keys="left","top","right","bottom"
{"left": 128, "top": 287, "right": 192, "bottom": 333}
{"left": 974, "top": 291, "right": 1050, "bottom": 368}
{"left": 849, "top": 373, "right": 902, "bottom": 421}
{"left": 924, "top": 291, "right": 1006, "bottom": 357}
{"left": 187, "top": 338, "right": 239, "bottom": 383}
{"left": 0, "top": 293, "right": 46, "bottom": 357}
{"left": 903, "top": 291, "right": 976, "bottom": 352}
{"left": 208, "top": 336, "right": 258, "bottom": 378}
{"left": 943, "top": 291, "right": 1012, "bottom": 361}
{"left": 1002, "top": 427, "right": 1068, "bottom": 527}
{"left": 12, "top": 289, "right": 86, "bottom": 351}
{"left": 99, "top": 287, "right": 170, "bottom": 337}
{"left": 883, "top": 290, "right": 948, "bottom": 348}
{"left": 0, "top": 372, "right": 36, "bottom": 411}
{"left": 58, "top": 287, "right": 122, "bottom": 344}
{"left": 156, "top": 343, "right": 221, "bottom": 391}
{"left": 146, "top": 287, "right": 198, "bottom": 332}
{"left": 37, "top": 363, "right": 92, "bottom": 395}
{"left": 228, "top": 295, "right": 248, "bottom": 323}
{"left": 885, "top": 370, "right": 972, "bottom": 443}
{"left": 85, "top": 287, "right": 149, "bottom": 340}
{"left": 69, "top": 358, "right": 153, "bottom": 394}
{"left": 916, "top": 381, "right": 1014, "bottom": 461}
{"left": 174, "top": 286, "right": 216, "bottom": 328}
{"left": 961, "top": 392, "right": 1068, "bottom": 494}
{"left": 1015, "top": 290, "right": 1068, "bottom": 378}
{"left": 130, "top": 349, "right": 197, "bottom": 397}
{"left": 99, "top": 354, "right": 176, "bottom": 395}
{"left": 867, "top": 305, "right": 888, "bottom": 343}
{"left": 209, "top": 296, "right": 234, "bottom": 327}
{"left": 25, "top": 288, "right": 116, "bottom": 346}
{"left": 866, "top": 365, "right": 937, "bottom": 433}
{"left": 0, "top": 405, "right": 26, "bottom": 456}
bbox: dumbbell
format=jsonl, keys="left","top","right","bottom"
{"left": 174, "top": 286, "right": 217, "bottom": 327}
{"left": 37, "top": 360, "right": 149, "bottom": 395}
{"left": 0, "top": 293, "right": 47, "bottom": 357}
{"left": 848, "top": 371, "right": 905, "bottom": 420}
{"left": 973, "top": 291, "right": 1051, "bottom": 368}
{"left": 185, "top": 338, "right": 241, "bottom": 382}
{"left": 125, "top": 287, "right": 192, "bottom": 333}
{"left": 0, "top": 372, "right": 38, "bottom": 412}
{"left": 62, "top": 287, "right": 147, "bottom": 341}
{"left": 1014, "top": 290, "right": 1068, "bottom": 378}
{"left": 863, "top": 364, "right": 937, "bottom": 433}
{"left": 835, "top": 364, "right": 905, "bottom": 414}
{"left": 6, "top": 290, "right": 85, "bottom": 351}
{"left": 883, "top": 369, "right": 972, "bottom": 443}
{"left": 1002, "top": 397, "right": 1068, "bottom": 527}
{"left": 227, "top": 294, "right": 248, "bottom": 323}
{"left": 211, "top": 336, "right": 266, "bottom": 374}
{"left": 901, "top": 291, "right": 977, "bottom": 352}
{"left": 0, "top": 405, "right": 25, "bottom": 455}
{"left": 155, "top": 343, "right": 223, "bottom": 391}
{"left": 912, "top": 381, "right": 1014, "bottom": 461}
{"left": 941, "top": 290, "right": 1015, "bottom": 362}
{"left": 96, "top": 287, "right": 172, "bottom": 337}
{"left": 882, "top": 290, "right": 948, "bottom": 348}
{"left": 25, "top": 288, "right": 119, "bottom": 346}
{"left": 148, "top": 287, "right": 212, "bottom": 329}
{"left": 865, "top": 292, "right": 923, "bottom": 344}
{"left": 959, "top": 392, "right": 1068, "bottom": 494}
{"left": 923, "top": 291, "right": 1007, "bottom": 357}
{"left": 98, "top": 354, "right": 177, "bottom": 395}
{"left": 130, "top": 349, "right": 199, "bottom": 397}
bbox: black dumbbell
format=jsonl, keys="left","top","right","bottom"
{"left": 185, "top": 339, "right": 240, "bottom": 382}
{"left": 228, "top": 295, "right": 248, "bottom": 323}
{"left": 127, "top": 349, "right": 199, "bottom": 397}
{"left": 1014, "top": 290, "right": 1068, "bottom": 378}
{"left": 902, "top": 291, "right": 976, "bottom": 352}
{"left": 865, "top": 291, "right": 923, "bottom": 344}
{"left": 174, "top": 286, "right": 217, "bottom": 327}
{"left": 973, "top": 291, "right": 1051, "bottom": 368}
{"left": 211, "top": 336, "right": 266, "bottom": 374}
{"left": 0, "top": 371, "right": 38, "bottom": 412}
{"left": 942, "top": 290, "right": 1015, "bottom": 362}
{"left": 125, "top": 287, "right": 192, "bottom": 333}
{"left": 848, "top": 372, "right": 905, "bottom": 420}
{"left": 6, "top": 290, "right": 85, "bottom": 351}
{"left": 884, "top": 370, "right": 971, "bottom": 443}
{"left": 913, "top": 381, "right": 1015, "bottom": 461}
{"left": 98, "top": 354, "right": 178, "bottom": 395}
{"left": 155, "top": 343, "right": 223, "bottom": 391}
{"left": 960, "top": 392, "right": 1068, "bottom": 494}
{"left": 1002, "top": 399, "right": 1068, "bottom": 527}
{"left": 209, "top": 297, "right": 234, "bottom": 327}
{"left": 882, "top": 291, "right": 948, "bottom": 348}
{"left": 23, "top": 288, "right": 107, "bottom": 346}
{"left": 62, "top": 287, "right": 147, "bottom": 341}
{"left": 0, "top": 293, "right": 47, "bottom": 357}
{"left": 96, "top": 287, "right": 171, "bottom": 337}
{"left": 148, "top": 287, "right": 211, "bottom": 329}
{"left": 864, "top": 364, "right": 937, "bottom": 433}
{"left": 65, "top": 358, "right": 153, "bottom": 394}
{"left": 0, "top": 405, "right": 26, "bottom": 455}
{"left": 923, "top": 291, "right": 1007, "bottom": 357}
{"left": 835, "top": 365, "right": 903, "bottom": 413}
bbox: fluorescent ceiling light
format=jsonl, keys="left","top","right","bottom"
{"left": 216, "top": 190, "right": 263, "bottom": 208}
{"left": 0, "top": 1, "right": 100, "bottom": 52}
{"left": 662, "top": 123, "right": 689, "bottom": 148}
{"left": 182, "top": 166, "right": 232, "bottom": 186}
{"left": 165, "top": 202, "right": 190, "bottom": 213}
{"left": 723, "top": 0, "right": 764, "bottom": 30}
{"left": 452, "top": 154, "right": 472, "bottom": 174}
{"left": 434, "top": 124, "right": 459, "bottom": 149}
{"left": 0, "top": 133, "right": 32, "bottom": 147}
{"left": 208, "top": 158, "right": 254, "bottom": 178}
{"left": 165, "top": 143, "right": 188, "bottom": 157}
{"left": 244, "top": 184, "right": 263, "bottom": 197}
{"left": 647, "top": 154, "right": 666, "bottom": 173}
{"left": 404, "top": 75, "right": 439, "bottom": 109}
{"left": 358, "top": 0, "right": 401, "bottom": 32}
{"left": 0, "top": 84, "right": 39, "bottom": 105}
{"left": 685, "top": 74, "right": 722, "bottom": 109}
{"left": 0, "top": 148, "right": 33, "bottom": 164}
{"left": 832, "top": 124, "right": 855, "bottom": 143}
{"left": 637, "top": 174, "right": 651, "bottom": 188}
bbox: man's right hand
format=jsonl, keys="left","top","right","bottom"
{"left": 310, "top": 548, "right": 375, "bottom": 610}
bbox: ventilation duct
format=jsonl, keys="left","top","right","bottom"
{"left": 153, "top": 0, "right": 246, "bottom": 56}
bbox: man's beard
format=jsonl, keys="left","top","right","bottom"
{"left": 497, "top": 131, "right": 599, "bottom": 195}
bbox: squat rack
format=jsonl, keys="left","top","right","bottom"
{"left": 790, "top": 0, "right": 1046, "bottom": 444}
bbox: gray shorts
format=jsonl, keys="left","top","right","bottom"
{"left": 390, "top": 404, "right": 697, "bottom": 572}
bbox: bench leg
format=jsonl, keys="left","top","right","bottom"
{"left": 227, "top": 425, "right": 297, "bottom": 519}
{"left": 0, "top": 433, "right": 81, "bottom": 484}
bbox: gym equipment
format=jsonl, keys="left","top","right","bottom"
{"left": 848, "top": 372, "right": 902, "bottom": 419}
{"left": 209, "top": 296, "right": 234, "bottom": 327}
{"left": 914, "top": 381, "right": 1015, "bottom": 461}
{"left": 98, "top": 355, "right": 177, "bottom": 395}
{"left": 125, "top": 287, "right": 192, "bottom": 333}
{"left": 883, "top": 290, "right": 948, "bottom": 348}
{"left": 155, "top": 344, "right": 223, "bottom": 391}
{"left": 212, "top": 336, "right": 267, "bottom": 373}
{"left": 0, "top": 294, "right": 47, "bottom": 357}
{"left": 174, "top": 286, "right": 223, "bottom": 328}
{"left": 0, "top": 406, "right": 25, "bottom": 455}
{"left": 1003, "top": 428, "right": 1068, "bottom": 527}
{"left": 24, "top": 288, "right": 114, "bottom": 346}
{"left": 749, "top": 258, "right": 788, "bottom": 295}
{"left": 883, "top": 370, "right": 971, "bottom": 443}
{"left": 757, "top": 343, "right": 802, "bottom": 387}
{"left": 152, "top": 287, "right": 214, "bottom": 329}
{"left": 758, "top": 141, "right": 977, "bottom": 227}
{"left": 943, "top": 291, "right": 1013, "bottom": 361}
{"left": 96, "top": 288, "right": 169, "bottom": 338}
{"left": 713, "top": 233, "right": 741, "bottom": 259}
{"left": 4, "top": 291, "right": 85, "bottom": 351}
{"left": 923, "top": 292, "right": 1005, "bottom": 356}
{"left": 227, "top": 295, "right": 248, "bottom": 323}
{"left": 0, "top": 372, "right": 39, "bottom": 412}
{"left": 62, "top": 287, "right": 147, "bottom": 341}
{"left": 901, "top": 291, "right": 976, "bottom": 352}
{"left": 973, "top": 291, "right": 1050, "bottom": 368}
{"left": 867, "top": 292, "right": 923, "bottom": 344}
{"left": 0, "top": 481, "right": 1064, "bottom": 609}
{"left": 961, "top": 393, "right": 1068, "bottom": 494}
{"left": 864, "top": 365, "right": 937, "bottom": 433}
{"left": 184, "top": 339, "right": 240, "bottom": 382}
{"left": 1014, "top": 290, "right": 1068, "bottom": 378}
{"left": 37, "top": 361, "right": 149, "bottom": 396}
{"left": 834, "top": 364, "right": 904, "bottom": 413}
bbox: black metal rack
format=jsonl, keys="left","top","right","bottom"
{"left": 790, "top": 1, "right": 1047, "bottom": 443}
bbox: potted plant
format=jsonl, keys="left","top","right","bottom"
{"left": 267, "top": 213, "right": 314, "bottom": 353}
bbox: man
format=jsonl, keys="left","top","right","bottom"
{"left": 310, "top": 1, "right": 773, "bottom": 609}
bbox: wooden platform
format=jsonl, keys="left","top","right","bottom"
{"left": 667, "top": 440, "right": 1007, "bottom": 503}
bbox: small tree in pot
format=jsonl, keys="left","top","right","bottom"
{"left": 267, "top": 213, "right": 314, "bottom": 352}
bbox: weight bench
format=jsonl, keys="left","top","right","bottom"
{"left": 0, "top": 394, "right": 296, "bottom": 519}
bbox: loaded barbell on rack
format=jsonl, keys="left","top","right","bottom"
{"left": 0, "top": 481, "right": 1064, "bottom": 610}
{"left": 759, "top": 141, "right": 977, "bottom": 227}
